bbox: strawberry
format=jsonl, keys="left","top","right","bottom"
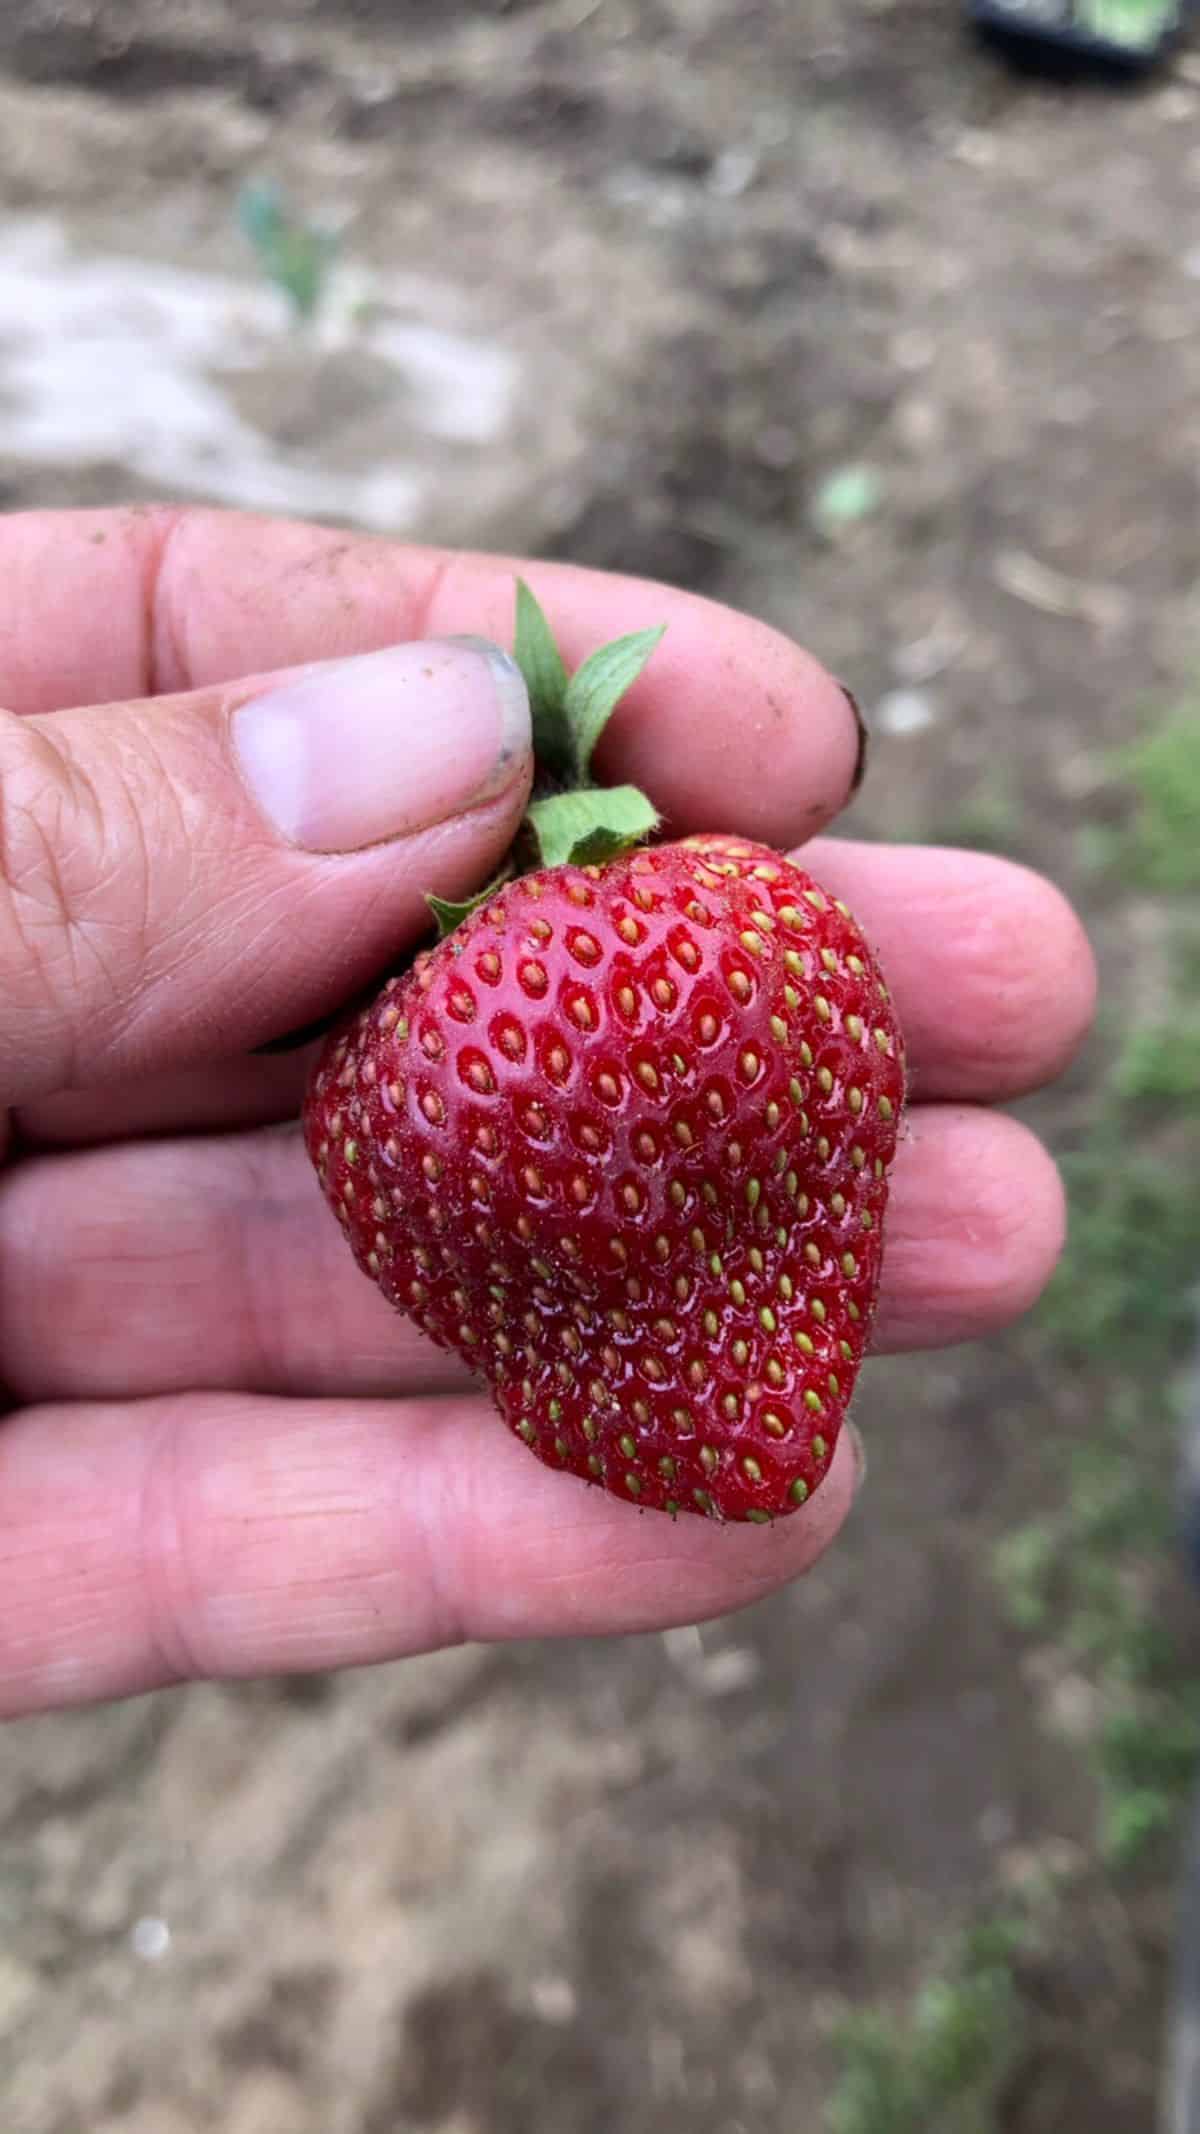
{"left": 304, "top": 592, "right": 905, "bottom": 1521}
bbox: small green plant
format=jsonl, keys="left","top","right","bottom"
{"left": 1076, "top": 0, "right": 1182, "bottom": 51}
{"left": 1116, "top": 708, "right": 1200, "bottom": 893}
{"left": 1098, "top": 1700, "right": 1200, "bottom": 1865}
{"left": 1042, "top": 1131, "right": 1200, "bottom": 1367}
{"left": 993, "top": 1519, "right": 1057, "bottom": 1633}
{"left": 813, "top": 465, "right": 884, "bottom": 534}
{"left": 1114, "top": 1012, "right": 1200, "bottom": 1108}
{"left": 236, "top": 181, "right": 339, "bottom": 324}
{"left": 827, "top": 1919, "right": 1026, "bottom": 2134}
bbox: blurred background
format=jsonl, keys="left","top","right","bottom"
{"left": 3, "top": 2, "right": 1200, "bottom": 2128}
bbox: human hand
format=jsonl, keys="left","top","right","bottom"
{"left": 0, "top": 507, "right": 1095, "bottom": 1716}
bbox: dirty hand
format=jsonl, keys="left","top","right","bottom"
{"left": 0, "top": 507, "right": 1095, "bottom": 1717}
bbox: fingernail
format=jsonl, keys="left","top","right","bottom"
{"left": 846, "top": 1420, "right": 868, "bottom": 1497}
{"left": 840, "top": 683, "right": 869, "bottom": 798}
{"left": 233, "top": 639, "right": 531, "bottom": 853}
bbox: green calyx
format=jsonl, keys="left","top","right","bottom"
{"left": 426, "top": 583, "right": 665, "bottom": 938}
{"left": 256, "top": 587, "right": 664, "bottom": 1053}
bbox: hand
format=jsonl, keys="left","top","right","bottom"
{"left": 0, "top": 507, "right": 1095, "bottom": 1716}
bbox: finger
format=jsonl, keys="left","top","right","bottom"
{"left": 0, "top": 637, "right": 532, "bottom": 1108}
{"left": 804, "top": 838, "right": 1097, "bottom": 1100}
{"left": 12, "top": 1050, "right": 318, "bottom": 1149}
{"left": 12, "top": 837, "right": 1096, "bottom": 1150}
{"left": 0, "top": 1109, "right": 1066, "bottom": 1406}
{"left": 0, "top": 507, "right": 862, "bottom": 848}
{"left": 0, "top": 1390, "right": 858, "bottom": 1715}
{"left": 14, "top": 832, "right": 1093, "bottom": 1160}
{"left": 877, "top": 1105, "right": 1066, "bottom": 1347}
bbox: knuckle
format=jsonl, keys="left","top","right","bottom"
{"left": 0, "top": 709, "right": 151, "bottom": 1092}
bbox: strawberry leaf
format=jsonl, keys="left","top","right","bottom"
{"left": 426, "top": 870, "right": 510, "bottom": 939}
{"left": 416, "top": 588, "right": 666, "bottom": 943}
{"left": 526, "top": 786, "right": 660, "bottom": 870}
{"left": 514, "top": 580, "right": 573, "bottom": 779}
{"left": 564, "top": 626, "right": 666, "bottom": 777}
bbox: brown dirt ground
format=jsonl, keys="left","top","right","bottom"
{"left": 2, "top": 2, "right": 1200, "bottom": 2128}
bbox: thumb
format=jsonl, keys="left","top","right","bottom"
{"left": 0, "top": 638, "right": 531, "bottom": 1108}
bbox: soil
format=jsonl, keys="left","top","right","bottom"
{"left": 2, "top": 2, "right": 1199, "bottom": 2128}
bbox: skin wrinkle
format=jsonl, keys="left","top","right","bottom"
{"left": 131, "top": 846, "right": 346, "bottom": 1058}
{"left": 78, "top": 740, "right": 158, "bottom": 1061}
{"left": 0, "top": 704, "right": 532, "bottom": 1103}
{"left": 1, "top": 1153, "right": 203, "bottom": 1399}
{"left": 136, "top": 1400, "right": 200, "bottom": 1692}
{"left": 198, "top": 1400, "right": 467, "bottom": 1672}
{"left": 401, "top": 544, "right": 460, "bottom": 651}
{"left": 139, "top": 505, "right": 188, "bottom": 699}
{"left": 0, "top": 713, "right": 184, "bottom": 1092}
{"left": 0, "top": 718, "right": 99, "bottom": 1091}
{"left": 138, "top": 1392, "right": 381, "bottom": 1688}
{"left": 99, "top": 705, "right": 262, "bottom": 1060}
{"left": 159, "top": 518, "right": 436, "bottom": 698}
{"left": 402, "top": 1409, "right": 472, "bottom": 1661}
{"left": 206, "top": 780, "right": 537, "bottom": 1052}
{"left": 237, "top": 1136, "right": 307, "bottom": 1392}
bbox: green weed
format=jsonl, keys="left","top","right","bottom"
{"left": 1114, "top": 1014, "right": 1200, "bottom": 1109}
{"left": 1042, "top": 1133, "right": 1200, "bottom": 1367}
{"left": 1097, "top": 1701, "right": 1200, "bottom": 1865}
{"left": 1077, "top": 0, "right": 1181, "bottom": 51}
{"left": 827, "top": 1919, "right": 1026, "bottom": 2134}
{"left": 993, "top": 1520, "right": 1057, "bottom": 1633}
{"left": 1117, "top": 709, "right": 1200, "bottom": 893}
{"left": 236, "top": 181, "right": 338, "bottom": 323}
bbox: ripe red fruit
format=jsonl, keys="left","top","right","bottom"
{"left": 305, "top": 832, "right": 905, "bottom": 1522}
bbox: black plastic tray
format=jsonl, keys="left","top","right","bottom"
{"left": 969, "top": 0, "right": 1186, "bottom": 68}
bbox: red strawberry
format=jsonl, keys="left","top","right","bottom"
{"left": 303, "top": 592, "right": 905, "bottom": 1522}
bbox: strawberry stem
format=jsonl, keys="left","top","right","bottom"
{"left": 514, "top": 580, "right": 573, "bottom": 779}
{"left": 510, "top": 580, "right": 664, "bottom": 866}
{"left": 514, "top": 579, "right": 664, "bottom": 794}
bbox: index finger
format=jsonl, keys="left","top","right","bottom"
{"left": 0, "top": 507, "right": 863, "bottom": 848}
